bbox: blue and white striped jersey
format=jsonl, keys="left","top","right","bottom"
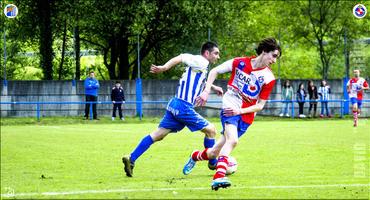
{"left": 175, "top": 53, "right": 209, "bottom": 105}
{"left": 318, "top": 86, "right": 330, "bottom": 100}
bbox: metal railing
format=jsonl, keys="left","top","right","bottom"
{"left": 0, "top": 99, "right": 369, "bottom": 121}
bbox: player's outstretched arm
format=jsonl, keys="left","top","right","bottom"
{"left": 150, "top": 55, "right": 182, "bottom": 74}
{"left": 195, "top": 60, "right": 233, "bottom": 106}
{"left": 195, "top": 66, "right": 224, "bottom": 106}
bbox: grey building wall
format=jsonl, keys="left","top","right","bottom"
{"left": 1, "top": 79, "right": 369, "bottom": 118}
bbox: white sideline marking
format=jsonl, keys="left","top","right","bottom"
{"left": 1, "top": 183, "right": 369, "bottom": 198}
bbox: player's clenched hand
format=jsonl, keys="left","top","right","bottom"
{"left": 150, "top": 64, "right": 165, "bottom": 73}
{"left": 223, "top": 108, "right": 241, "bottom": 116}
{"left": 195, "top": 91, "right": 209, "bottom": 107}
{"left": 212, "top": 85, "right": 224, "bottom": 96}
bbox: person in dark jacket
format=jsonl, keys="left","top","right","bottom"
{"left": 307, "top": 80, "right": 318, "bottom": 118}
{"left": 84, "top": 71, "right": 100, "bottom": 120}
{"left": 296, "top": 83, "right": 307, "bottom": 118}
{"left": 111, "top": 81, "right": 125, "bottom": 121}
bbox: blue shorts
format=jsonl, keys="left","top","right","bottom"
{"left": 350, "top": 97, "right": 362, "bottom": 108}
{"left": 220, "top": 110, "right": 250, "bottom": 138}
{"left": 159, "top": 98, "right": 209, "bottom": 132}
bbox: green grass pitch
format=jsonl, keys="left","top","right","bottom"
{"left": 1, "top": 118, "right": 369, "bottom": 199}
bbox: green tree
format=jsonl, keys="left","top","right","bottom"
{"left": 281, "top": 0, "right": 369, "bottom": 79}
{"left": 78, "top": 0, "right": 235, "bottom": 80}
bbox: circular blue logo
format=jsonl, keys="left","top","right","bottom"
{"left": 4, "top": 4, "right": 18, "bottom": 18}
{"left": 353, "top": 4, "right": 367, "bottom": 19}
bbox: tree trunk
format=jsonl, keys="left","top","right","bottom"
{"left": 104, "top": 38, "right": 118, "bottom": 79}
{"left": 58, "top": 19, "right": 67, "bottom": 80}
{"left": 324, "top": 62, "right": 329, "bottom": 80}
{"left": 74, "top": 26, "right": 81, "bottom": 80}
{"left": 37, "top": 0, "right": 54, "bottom": 80}
{"left": 118, "top": 37, "right": 130, "bottom": 79}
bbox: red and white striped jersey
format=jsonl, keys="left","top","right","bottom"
{"left": 219, "top": 56, "right": 275, "bottom": 124}
{"left": 347, "top": 77, "right": 368, "bottom": 99}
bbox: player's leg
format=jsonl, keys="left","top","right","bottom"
{"left": 353, "top": 103, "right": 358, "bottom": 127}
{"left": 183, "top": 134, "right": 226, "bottom": 175}
{"left": 211, "top": 123, "right": 238, "bottom": 190}
{"left": 177, "top": 104, "right": 218, "bottom": 174}
{"left": 357, "top": 100, "right": 362, "bottom": 116}
{"left": 122, "top": 127, "right": 171, "bottom": 177}
{"left": 200, "top": 124, "right": 218, "bottom": 170}
{"left": 211, "top": 116, "right": 250, "bottom": 191}
{"left": 122, "top": 103, "right": 185, "bottom": 177}
{"left": 350, "top": 98, "right": 359, "bottom": 127}
{"left": 182, "top": 121, "right": 217, "bottom": 174}
{"left": 213, "top": 123, "right": 238, "bottom": 178}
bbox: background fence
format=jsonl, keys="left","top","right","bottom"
{"left": 1, "top": 79, "right": 369, "bottom": 119}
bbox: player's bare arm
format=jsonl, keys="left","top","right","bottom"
{"left": 195, "top": 64, "right": 229, "bottom": 106}
{"left": 211, "top": 85, "right": 223, "bottom": 96}
{"left": 223, "top": 99, "right": 267, "bottom": 117}
{"left": 150, "top": 55, "right": 182, "bottom": 74}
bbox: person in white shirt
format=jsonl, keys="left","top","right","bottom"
{"left": 122, "top": 42, "right": 223, "bottom": 177}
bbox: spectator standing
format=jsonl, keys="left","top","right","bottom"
{"left": 296, "top": 83, "right": 307, "bottom": 118}
{"left": 84, "top": 71, "right": 100, "bottom": 120}
{"left": 318, "top": 80, "right": 331, "bottom": 118}
{"left": 307, "top": 80, "right": 318, "bottom": 118}
{"left": 111, "top": 81, "right": 126, "bottom": 121}
{"left": 279, "top": 80, "right": 294, "bottom": 117}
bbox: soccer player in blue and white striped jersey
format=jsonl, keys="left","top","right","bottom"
{"left": 122, "top": 42, "right": 223, "bottom": 177}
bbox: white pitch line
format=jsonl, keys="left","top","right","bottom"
{"left": 1, "top": 183, "right": 369, "bottom": 198}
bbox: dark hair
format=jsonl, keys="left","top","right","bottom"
{"left": 201, "top": 41, "right": 218, "bottom": 55}
{"left": 115, "top": 81, "right": 121, "bottom": 84}
{"left": 283, "top": 80, "right": 291, "bottom": 88}
{"left": 307, "top": 80, "right": 313, "bottom": 87}
{"left": 256, "top": 37, "right": 281, "bottom": 57}
{"left": 89, "top": 71, "right": 95, "bottom": 74}
{"left": 320, "top": 80, "right": 326, "bottom": 87}
{"left": 297, "top": 83, "right": 304, "bottom": 92}
{"left": 307, "top": 80, "right": 314, "bottom": 92}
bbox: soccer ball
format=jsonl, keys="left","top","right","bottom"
{"left": 226, "top": 156, "right": 238, "bottom": 175}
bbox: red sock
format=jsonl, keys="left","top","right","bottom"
{"left": 213, "top": 156, "right": 228, "bottom": 180}
{"left": 191, "top": 148, "right": 209, "bottom": 161}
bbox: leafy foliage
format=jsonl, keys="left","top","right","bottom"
{"left": 1, "top": 0, "right": 369, "bottom": 80}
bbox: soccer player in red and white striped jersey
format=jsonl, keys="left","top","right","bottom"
{"left": 347, "top": 69, "right": 369, "bottom": 127}
{"left": 182, "top": 38, "right": 281, "bottom": 190}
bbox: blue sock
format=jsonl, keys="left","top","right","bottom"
{"left": 130, "top": 135, "right": 154, "bottom": 164}
{"left": 204, "top": 137, "right": 215, "bottom": 148}
{"left": 204, "top": 137, "right": 217, "bottom": 166}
